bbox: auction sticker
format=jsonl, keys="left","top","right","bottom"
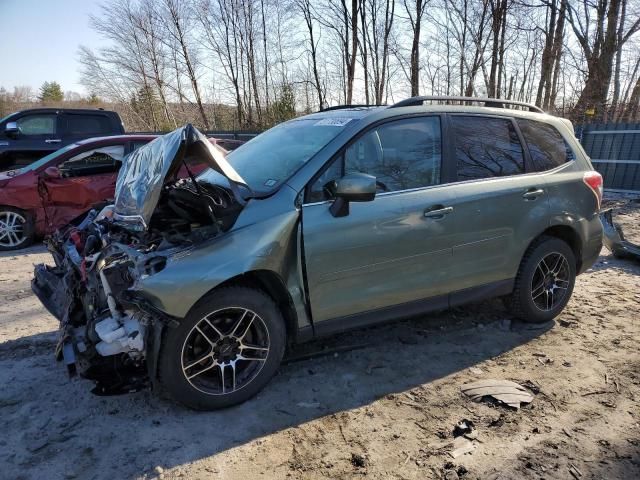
{"left": 314, "top": 118, "right": 353, "bottom": 127}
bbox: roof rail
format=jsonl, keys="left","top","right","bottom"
{"left": 389, "top": 96, "right": 544, "bottom": 114}
{"left": 320, "top": 104, "right": 382, "bottom": 112}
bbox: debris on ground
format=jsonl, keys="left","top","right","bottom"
{"left": 350, "top": 452, "right": 367, "bottom": 468}
{"left": 449, "top": 437, "right": 476, "bottom": 458}
{"left": 443, "top": 461, "right": 469, "bottom": 479}
{"left": 453, "top": 419, "right": 475, "bottom": 437}
{"left": 461, "top": 379, "right": 534, "bottom": 409}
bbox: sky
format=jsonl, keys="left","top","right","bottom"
{"left": 0, "top": 0, "right": 105, "bottom": 94}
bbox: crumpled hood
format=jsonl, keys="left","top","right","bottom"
{"left": 114, "top": 124, "right": 248, "bottom": 228}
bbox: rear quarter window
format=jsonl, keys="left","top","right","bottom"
{"left": 516, "top": 119, "right": 575, "bottom": 172}
{"left": 66, "top": 115, "right": 112, "bottom": 135}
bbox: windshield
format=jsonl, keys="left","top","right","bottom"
{"left": 0, "top": 113, "right": 16, "bottom": 124}
{"left": 198, "top": 117, "right": 356, "bottom": 193}
{"left": 18, "top": 143, "right": 79, "bottom": 172}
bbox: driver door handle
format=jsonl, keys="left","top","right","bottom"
{"left": 45, "top": 139, "right": 62, "bottom": 144}
{"left": 522, "top": 188, "right": 544, "bottom": 200}
{"left": 424, "top": 206, "right": 453, "bottom": 219}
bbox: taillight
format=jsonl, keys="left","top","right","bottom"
{"left": 583, "top": 171, "right": 603, "bottom": 210}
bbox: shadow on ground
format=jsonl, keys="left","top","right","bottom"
{"left": 0, "top": 242, "right": 47, "bottom": 259}
{"left": 0, "top": 299, "right": 553, "bottom": 479}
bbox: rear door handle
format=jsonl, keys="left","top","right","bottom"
{"left": 45, "top": 139, "right": 62, "bottom": 144}
{"left": 522, "top": 188, "right": 544, "bottom": 200}
{"left": 424, "top": 206, "right": 453, "bottom": 219}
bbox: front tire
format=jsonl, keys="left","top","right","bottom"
{"left": 506, "top": 236, "right": 576, "bottom": 323}
{"left": 158, "top": 286, "right": 286, "bottom": 410}
{"left": 0, "top": 207, "right": 34, "bottom": 251}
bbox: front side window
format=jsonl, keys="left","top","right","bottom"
{"left": 16, "top": 114, "right": 57, "bottom": 135}
{"left": 58, "top": 145, "right": 124, "bottom": 177}
{"left": 66, "top": 115, "right": 111, "bottom": 135}
{"left": 517, "top": 119, "right": 575, "bottom": 172}
{"left": 307, "top": 116, "right": 442, "bottom": 202}
{"left": 132, "top": 141, "right": 150, "bottom": 151}
{"left": 451, "top": 116, "right": 524, "bottom": 180}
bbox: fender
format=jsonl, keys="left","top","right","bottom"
{"left": 131, "top": 190, "right": 311, "bottom": 332}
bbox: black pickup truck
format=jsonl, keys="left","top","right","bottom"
{"left": 0, "top": 108, "right": 124, "bottom": 170}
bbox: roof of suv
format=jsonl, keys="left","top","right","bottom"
{"left": 309, "top": 97, "right": 574, "bottom": 137}
{"left": 8, "top": 108, "right": 119, "bottom": 116}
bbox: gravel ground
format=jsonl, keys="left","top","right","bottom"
{"left": 0, "top": 197, "right": 638, "bottom": 480}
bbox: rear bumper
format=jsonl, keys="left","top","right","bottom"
{"left": 578, "top": 216, "right": 604, "bottom": 274}
{"left": 600, "top": 209, "right": 640, "bottom": 261}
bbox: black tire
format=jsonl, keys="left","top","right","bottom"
{"left": 0, "top": 206, "right": 34, "bottom": 251}
{"left": 158, "top": 286, "right": 286, "bottom": 410}
{"left": 506, "top": 236, "right": 576, "bottom": 323}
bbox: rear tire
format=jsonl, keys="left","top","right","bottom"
{"left": 158, "top": 286, "right": 286, "bottom": 410}
{"left": 0, "top": 207, "right": 34, "bottom": 251}
{"left": 506, "top": 236, "right": 576, "bottom": 323}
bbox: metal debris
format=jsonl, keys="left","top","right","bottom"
{"left": 601, "top": 209, "right": 640, "bottom": 261}
{"left": 461, "top": 379, "right": 534, "bottom": 409}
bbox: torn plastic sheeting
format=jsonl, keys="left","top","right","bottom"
{"left": 461, "top": 379, "right": 534, "bottom": 409}
{"left": 114, "top": 124, "right": 248, "bottom": 228}
{"left": 600, "top": 209, "right": 640, "bottom": 261}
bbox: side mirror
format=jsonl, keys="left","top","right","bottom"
{"left": 5, "top": 121, "right": 20, "bottom": 137}
{"left": 43, "top": 166, "right": 61, "bottom": 179}
{"left": 329, "top": 172, "right": 376, "bottom": 217}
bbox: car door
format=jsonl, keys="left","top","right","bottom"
{"left": 39, "top": 143, "right": 125, "bottom": 229}
{"left": 0, "top": 112, "right": 63, "bottom": 168}
{"left": 302, "top": 115, "right": 458, "bottom": 327}
{"left": 444, "top": 114, "right": 551, "bottom": 301}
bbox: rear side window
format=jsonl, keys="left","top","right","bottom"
{"left": 132, "top": 141, "right": 150, "bottom": 151}
{"left": 517, "top": 119, "right": 575, "bottom": 171}
{"left": 451, "top": 116, "right": 524, "bottom": 180}
{"left": 58, "top": 145, "right": 124, "bottom": 176}
{"left": 66, "top": 115, "right": 112, "bottom": 135}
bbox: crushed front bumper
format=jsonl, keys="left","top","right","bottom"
{"left": 32, "top": 264, "right": 70, "bottom": 322}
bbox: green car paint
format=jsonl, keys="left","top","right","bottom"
{"left": 132, "top": 104, "right": 603, "bottom": 340}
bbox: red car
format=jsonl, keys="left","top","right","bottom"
{"left": 0, "top": 135, "right": 157, "bottom": 250}
{"left": 0, "top": 134, "right": 232, "bottom": 251}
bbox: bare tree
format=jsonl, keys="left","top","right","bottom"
{"left": 567, "top": 0, "right": 640, "bottom": 116}
{"left": 363, "top": 0, "right": 395, "bottom": 104}
{"left": 297, "top": 0, "right": 326, "bottom": 109}
{"left": 160, "top": 0, "right": 211, "bottom": 128}
{"left": 403, "top": 0, "right": 430, "bottom": 96}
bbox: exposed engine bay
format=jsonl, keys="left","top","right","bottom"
{"left": 32, "top": 125, "right": 249, "bottom": 394}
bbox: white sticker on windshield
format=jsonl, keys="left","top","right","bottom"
{"left": 314, "top": 118, "right": 353, "bottom": 127}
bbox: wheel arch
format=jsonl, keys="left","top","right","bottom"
{"left": 193, "top": 270, "right": 300, "bottom": 345}
{"left": 527, "top": 225, "right": 583, "bottom": 271}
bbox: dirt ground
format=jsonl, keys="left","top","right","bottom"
{"left": 1, "top": 196, "right": 639, "bottom": 480}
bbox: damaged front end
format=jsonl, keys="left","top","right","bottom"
{"left": 32, "top": 125, "right": 249, "bottom": 395}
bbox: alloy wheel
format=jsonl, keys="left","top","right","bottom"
{"left": 181, "top": 307, "right": 270, "bottom": 395}
{"left": 531, "top": 252, "right": 570, "bottom": 311}
{"left": 0, "top": 211, "right": 27, "bottom": 248}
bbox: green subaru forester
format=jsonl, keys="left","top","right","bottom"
{"left": 33, "top": 96, "right": 603, "bottom": 409}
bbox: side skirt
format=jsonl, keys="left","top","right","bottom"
{"left": 310, "top": 278, "right": 514, "bottom": 340}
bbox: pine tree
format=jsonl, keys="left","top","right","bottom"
{"left": 38, "top": 81, "right": 64, "bottom": 102}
